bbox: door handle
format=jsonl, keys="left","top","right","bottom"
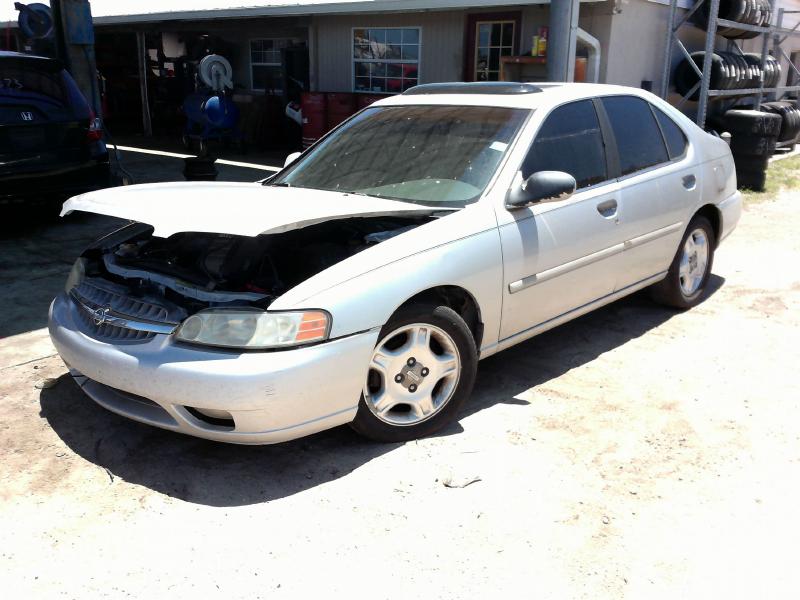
{"left": 682, "top": 174, "right": 697, "bottom": 190}
{"left": 596, "top": 199, "right": 618, "bottom": 218}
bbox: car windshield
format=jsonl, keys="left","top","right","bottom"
{"left": 271, "top": 105, "right": 529, "bottom": 206}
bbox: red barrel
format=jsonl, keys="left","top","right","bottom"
{"left": 326, "top": 92, "right": 357, "bottom": 129}
{"left": 356, "top": 93, "right": 388, "bottom": 110}
{"left": 301, "top": 92, "right": 327, "bottom": 149}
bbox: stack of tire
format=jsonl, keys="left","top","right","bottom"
{"left": 674, "top": 51, "right": 781, "bottom": 99}
{"left": 723, "top": 109, "right": 782, "bottom": 191}
{"left": 695, "top": 0, "right": 772, "bottom": 39}
{"left": 759, "top": 101, "right": 800, "bottom": 150}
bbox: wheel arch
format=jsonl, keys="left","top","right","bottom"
{"left": 695, "top": 203, "right": 722, "bottom": 247}
{"left": 393, "top": 285, "right": 484, "bottom": 351}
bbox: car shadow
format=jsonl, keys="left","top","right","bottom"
{"left": 39, "top": 276, "right": 724, "bottom": 507}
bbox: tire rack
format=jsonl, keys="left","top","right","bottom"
{"left": 660, "top": 0, "right": 800, "bottom": 130}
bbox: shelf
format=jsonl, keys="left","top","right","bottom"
{"left": 708, "top": 85, "right": 800, "bottom": 97}
{"left": 501, "top": 56, "right": 547, "bottom": 65}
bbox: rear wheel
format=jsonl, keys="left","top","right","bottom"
{"left": 649, "top": 216, "right": 715, "bottom": 309}
{"left": 350, "top": 304, "right": 478, "bottom": 442}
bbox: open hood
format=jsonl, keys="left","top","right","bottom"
{"left": 62, "top": 181, "right": 453, "bottom": 238}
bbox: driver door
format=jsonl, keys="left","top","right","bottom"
{"left": 496, "top": 99, "right": 625, "bottom": 340}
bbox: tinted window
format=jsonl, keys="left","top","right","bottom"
{"left": 653, "top": 106, "right": 688, "bottom": 159}
{"left": 601, "top": 96, "right": 669, "bottom": 176}
{"left": 522, "top": 100, "right": 607, "bottom": 189}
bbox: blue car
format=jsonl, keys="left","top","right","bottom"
{"left": 1, "top": 51, "right": 112, "bottom": 207}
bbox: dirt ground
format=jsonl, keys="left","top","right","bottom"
{"left": 1, "top": 184, "right": 798, "bottom": 599}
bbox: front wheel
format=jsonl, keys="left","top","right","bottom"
{"left": 350, "top": 304, "right": 478, "bottom": 442}
{"left": 649, "top": 215, "right": 715, "bottom": 309}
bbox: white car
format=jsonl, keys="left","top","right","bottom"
{"left": 49, "top": 82, "right": 741, "bottom": 444}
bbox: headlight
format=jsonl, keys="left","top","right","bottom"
{"left": 175, "top": 309, "right": 331, "bottom": 349}
{"left": 65, "top": 257, "right": 87, "bottom": 293}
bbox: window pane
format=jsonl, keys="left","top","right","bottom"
{"left": 478, "top": 24, "right": 490, "bottom": 46}
{"left": 653, "top": 106, "right": 688, "bottom": 159}
{"left": 387, "top": 44, "right": 401, "bottom": 60}
{"left": 355, "top": 76, "right": 370, "bottom": 91}
{"left": 387, "top": 63, "right": 403, "bottom": 77}
{"left": 252, "top": 64, "right": 283, "bottom": 94}
{"left": 386, "top": 29, "right": 402, "bottom": 44}
{"left": 402, "top": 78, "right": 417, "bottom": 91}
{"left": 354, "top": 29, "right": 367, "bottom": 43}
{"left": 370, "top": 78, "right": 386, "bottom": 92}
{"left": 387, "top": 78, "right": 402, "bottom": 93}
{"left": 370, "top": 62, "right": 387, "bottom": 77}
{"left": 402, "top": 64, "right": 418, "bottom": 78}
{"left": 354, "top": 44, "right": 370, "bottom": 59}
{"left": 369, "top": 29, "right": 386, "bottom": 44}
{"left": 601, "top": 96, "right": 669, "bottom": 175}
{"left": 402, "top": 28, "right": 419, "bottom": 45}
{"left": 523, "top": 100, "right": 607, "bottom": 189}
{"left": 502, "top": 23, "right": 514, "bottom": 47}
{"left": 491, "top": 23, "right": 501, "bottom": 45}
{"left": 355, "top": 62, "right": 370, "bottom": 77}
{"left": 401, "top": 45, "right": 419, "bottom": 61}
{"left": 489, "top": 48, "right": 500, "bottom": 71}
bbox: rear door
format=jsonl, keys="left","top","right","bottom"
{"left": 599, "top": 96, "right": 698, "bottom": 290}
{"left": 0, "top": 57, "right": 90, "bottom": 178}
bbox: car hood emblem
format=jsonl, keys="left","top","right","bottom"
{"left": 93, "top": 307, "right": 111, "bottom": 326}
{"left": 20, "top": 111, "right": 33, "bottom": 121}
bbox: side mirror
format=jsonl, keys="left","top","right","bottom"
{"left": 506, "top": 171, "right": 577, "bottom": 209}
{"left": 284, "top": 151, "right": 302, "bottom": 167}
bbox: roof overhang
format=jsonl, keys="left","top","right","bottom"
{"left": 2, "top": 0, "right": 602, "bottom": 28}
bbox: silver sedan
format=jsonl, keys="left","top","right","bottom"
{"left": 49, "top": 82, "right": 741, "bottom": 444}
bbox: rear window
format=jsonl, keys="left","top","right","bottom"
{"left": 1, "top": 63, "right": 67, "bottom": 104}
{"left": 600, "top": 96, "right": 669, "bottom": 176}
{"left": 653, "top": 106, "right": 688, "bottom": 159}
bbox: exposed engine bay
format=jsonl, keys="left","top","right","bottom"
{"left": 81, "top": 215, "right": 434, "bottom": 314}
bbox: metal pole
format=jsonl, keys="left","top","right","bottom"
{"left": 136, "top": 31, "right": 152, "bottom": 137}
{"left": 547, "top": 0, "right": 579, "bottom": 82}
{"left": 697, "top": 0, "right": 720, "bottom": 128}
{"left": 771, "top": 6, "right": 784, "bottom": 102}
{"left": 660, "top": 0, "right": 679, "bottom": 98}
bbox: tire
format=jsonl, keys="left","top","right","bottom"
{"left": 350, "top": 304, "right": 478, "bottom": 442}
{"left": 736, "top": 168, "right": 768, "bottom": 191}
{"left": 734, "top": 154, "right": 770, "bottom": 170}
{"left": 723, "top": 109, "right": 782, "bottom": 136}
{"left": 649, "top": 216, "right": 716, "bottom": 309}
{"left": 730, "top": 134, "right": 776, "bottom": 157}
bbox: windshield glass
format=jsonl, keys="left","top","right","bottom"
{"left": 272, "top": 105, "right": 529, "bottom": 206}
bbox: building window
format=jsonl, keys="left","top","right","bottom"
{"left": 353, "top": 27, "right": 420, "bottom": 93}
{"left": 475, "top": 21, "right": 515, "bottom": 81}
{"left": 250, "top": 39, "right": 291, "bottom": 93}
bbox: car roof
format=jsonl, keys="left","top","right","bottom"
{"left": 373, "top": 82, "right": 657, "bottom": 110}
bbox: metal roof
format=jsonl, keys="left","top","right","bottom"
{"left": 2, "top": 0, "right": 600, "bottom": 27}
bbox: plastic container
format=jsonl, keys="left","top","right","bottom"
{"left": 301, "top": 92, "right": 327, "bottom": 149}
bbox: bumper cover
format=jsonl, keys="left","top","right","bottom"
{"left": 718, "top": 190, "right": 742, "bottom": 245}
{"left": 0, "top": 161, "right": 112, "bottom": 202}
{"left": 48, "top": 293, "right": 379, "bottom": 444}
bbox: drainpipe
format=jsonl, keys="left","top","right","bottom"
{"left": 547, "top": 0, "right": 580, "bottom": 82}
{"left": 576, "top": 27, "right": 601, "bottom": 83}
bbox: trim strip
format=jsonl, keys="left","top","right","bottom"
{"left": 509, "top": 242, "right": 624, "bottom": 294}
{"left": 623, "top": 222, "right": 683, "bottom": 251}
{"left": 508, "top": 221, "right": 683, "bottom": 295}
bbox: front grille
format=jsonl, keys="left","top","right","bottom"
{"left": 71, "top": 278, "right": 175, "bottom": 343}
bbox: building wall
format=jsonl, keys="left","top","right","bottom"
{"left": 314, "top": 11, "right": 466, "bottom": 92}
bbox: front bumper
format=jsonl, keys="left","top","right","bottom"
{"left": 48, "top": 292, "right": 379, "bottom": 444}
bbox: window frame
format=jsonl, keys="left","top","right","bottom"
{"left": 473, "top": 19, "right": 516, "bottom": 81}
{"left": 596, "top": 95, "right": 689, "bottom": 182}
{"left": 650, "top": 104, "right": 689, "bottom": 162}
{"left": 249, "top": 38, "right": 294, "bottom": 92}
{"left": 351, "top": 26, "right": 422, "bottom": 94}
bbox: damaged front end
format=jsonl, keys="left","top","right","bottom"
{"left": 65, "top": 214, "right": 433, "bottom": 349}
